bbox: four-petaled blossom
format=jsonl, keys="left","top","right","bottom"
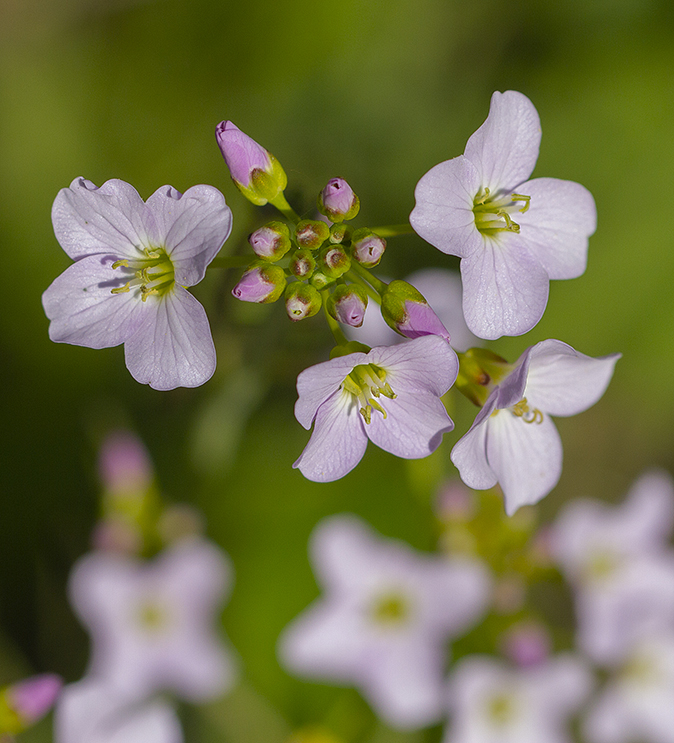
{"left": 56, "top": 679, "right": 183, "bottom": 743}
{"left": 293, "top": 335, "right": 459, "bottom": 482}
{"left": 278, "top": 514, "right": 491, "bottom": 730}
{"left": 445, "top": 654, "right": 592, "bottom": 743}
{"left": 451, "top": 340, "right": 619, "bottom": 515}
{"left": 550, "top": 470, "right": 674, "bottom": 665}
{"left": 410, "top": 90, "right": 597, "bottom": 340}
{"left": 68, "top": 537, "right": 237, "bottom": 702}
{"left": 42, "top": 178, "right": 232, "bottom": 390}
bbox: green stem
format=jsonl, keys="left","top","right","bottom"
{"left": 369, "top": 223, "right": 414, "bottom": 238}
{"left": 209, "top": 255, "right": 252, "bottom": 269}
{"left": 321, "top": 291, "right": 349, "bottom": 347}
{"left": 269, "top": 193, "right": 301, "bottom": 224}
{"left": 346, "top": 271, "right": 382, "bottom": 305}
{"left": 349, "top": 261, "right": 388, "bottom": 295}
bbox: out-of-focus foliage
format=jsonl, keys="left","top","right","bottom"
{"left": 1, "top": 0, "right": 674, "bottom": 740}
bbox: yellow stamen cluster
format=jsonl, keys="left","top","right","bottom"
{"left": 110, "top": 247, "right": 175, "bottom": 302}
{"left": 370, "top": 590, "right": 409, "bottom": 625}
{"left": 510, "top": 398, "right": 544, "bottom": 424}
{"left": 341, "top": 364, "right": 396, "bottom": 424}
{"left": 473, "top": 188, "right": 531, "bottom": 237}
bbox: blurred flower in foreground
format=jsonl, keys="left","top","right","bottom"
{"left": 69, "top": 538, "right": 237, "bottom": 701}
{"left": 278, "top": 514, "right": 491, "bottom": 729}
{"left": 451, "top": 340, "right": 619, "bottom": 515}
{"left": 56, "top": 679, "right": 182, "bottom": 743}
{"left": 0, "top": 673, "right": 62, "bottom": 736}
{"left": 550, "top": 470, "right": 674, "bottom": 665}
{"left": 584, "top": 634, "right": 674, "bottom": 743}
{"left": 410, "top": 90, "right": 596, "bottom": 340}
{"left": 42, "top": 178, "right": 232, "bottom": 390}
{"left": 293, "top": 335, "right": 458, "bottom": 482}
{"left": 346, "top": 269, "right": 479, "bottom": 352}
{"left": 445, "top": 654, "right": 592, "bottom": 743}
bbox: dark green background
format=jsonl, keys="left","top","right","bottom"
{"left": 1, "top": 0, "right": 673, "bottom": 739}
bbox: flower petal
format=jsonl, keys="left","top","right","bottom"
{"left": 450, "top": 397, "right": 499, "bottom": 490}
{"left": 145, "top": 185, "right": 233, "bottom": 286}
{"left": 368, "top": 335, "right": 458, "bottom": 397}
{"left": 365, "top": 390, "right": 453, "bottom": 459}
{"left": 463, "top": 90, "right": 541, "bottom": 193}
{"left": 460, "top": 235, "right": 550, "bottom": 340}
{"left": 123, "top": 286, "right": 216, "bottom": 390}
{"left": 42, "top": 254, "right": 148, "bottom": 348}
{"left": 293, "top": 390, "right": 368, "bottom": 482}
{"left": 409, "top": 155, "right": 483, "bottom": 258}
{"left": 524, "top": 340, "right": 620, "bottom": 416}
{"left": 486, "top": 410, "right": 562, "bottom": 515}
{"left": 294, "top": 352, "right": 368, "bottom": 430}
{"left": 517, "top": 177, "right": 596, "bottom": 280}
{"left": 52, "top": 178, "right": 152, "bottom": 260}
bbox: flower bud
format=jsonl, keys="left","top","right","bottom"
{"left": 98, "top": 431, "right": 153, "bottom": 497}
{"left": 285, "top": 282, "right": 322, "bottom": 321}
{"left": 320, "top": 245, "right": 351, "bottom": 279}
{"left": 295, "top": 220, "right": 330, "bottom": 250}
{"left": 215, "top": 121, "right": 287, "bottom": 206}
{"left": 351, "top": 228, "right": 386, "bottom": 268}
{"left": 381, "top": 280, "right": 450, "bottom": 342}
{"left": 289, "top": 249, "right": 317, "bottom": 278}
{"left": 326, "top": 285, "right": 368, "bottom": 327}
{"left": 309, "top": 270, "right": 336, "bottom": 290}
{"left": 0, "top": 674, "right": 62, "bottom": 734}
{"left": 501, "top": 622, "right": 551, "bottom": 667}
{"left": 232, "top": 263, "right": 286, "bottom": 303}
{"left": 317, "top": 178, "right": 360, "bottom": 222}
{"left": 248, "top": 221, "right": 291, "bottom": 261}
{"left": 455, "top": 347, "right": 514, "bottom": 407}
{"left": 329, "top": 223, "right": 350, "bottom": 244}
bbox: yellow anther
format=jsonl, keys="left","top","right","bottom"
{"left": 511, "top": 398, "right": 543, "bottom": 424}
{"left": 111, "top": 282, "right": 131, "bottom": 294}
{"left": 111, "top": 259, "right": 129, "bottom": 269}
{"left": 511, "top": 193, "right": 531, "bottom": 213}
{"left": 498, "top": 210, "right": 520, "bottom": 233}
{"left": 343, "top": 364, "right": 396, "bottom": 424}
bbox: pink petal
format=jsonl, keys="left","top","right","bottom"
{"left": 463, "top": 90, "right": 541, "bottom": 193}
{"left": 450, "top": 398, "right": 499, "bottom": 490}
{"left": 123, "top": 286, "right": 216, "bottom": 391}
{"left": 517, "top": 177, "right": 596, "bottom": 280}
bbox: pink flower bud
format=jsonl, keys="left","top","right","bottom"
{"left": 285, "top": 283, "right": 322, "bottom": 321}
{"left": 382, "top": 280, "right": 450, "bottom": 342}
{"left": 327, "top": 285, "right": 368, "bottom": 327}
{"left": 232, "top": 264, "right": 286, "bottom": 303}
{"left": 215, "top": 121, "right": 287, "bottom": 205}
{"left": 318, "top": 178, "right": 360, "bottom": 222}
{"left": 351, "top": 229, "right": 386, "bottom": 268}
{"left": 501, "top": 622, "right": 551, "bottom": 667}
{"left": 98, "top": 431, "right": 153, "bottom": 496}
{"left": 248, "top": 222, "right": 291, "bottom": 261}
{"left": 6, "top": 674, "right": 62, "bottom": 726}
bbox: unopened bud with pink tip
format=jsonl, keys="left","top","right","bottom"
{"left": 381, "top": 280, "right": 450, "bottom": 342}
{"left": 0, "top": 674, "right": 62, "bottom": 735}
{"left": 326, "top": 285, "right": 368, "bottom": 327}
{"left": 351, "top": 228, "right": 386, "bottom": 268}
{"left": 285, "top": 283, "right": 322, "bottom": 321}
{"left": 249, "top": 221, "right": 291, "bottom": 261}
{"left": 501, "top": 622, "right": 551, "bottom": 668}
{"left": 318, "top": 178, "right": 360, "bottom": 222}
{"left": 232, "top": 263, "right": 286, "bottom": 303}
{"left": 215, "top": 121, "right": 287, "bottom": 206}
{"left": 98, "top": 431, "right": 153, "bottom": 497}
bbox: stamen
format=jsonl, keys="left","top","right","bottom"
{"left": 111, "top": 259, "right": 129, "bottom": 269}
{"left": 510, "top": 398, "right": 544, "bottom": 424}
{"left": 343, "top": 364, "right": 397, "bottom": 424}
{"left": 511, "top": 193, "right": 530, "bottom": 213}
{"left": 109, "top": 247, "right": 175, "bottom": 300}
{"left": 111, "top": 283, "right": 131, "bottom": 294}
{"left": 473, "top": 189, "right": 531, "bottom": 236}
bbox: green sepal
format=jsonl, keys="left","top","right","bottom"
{"left": 455, "top": 347, "right": 514, "bottom": 407}
{"left": 295, "top": 220, "right": 331, "bottom": 250}
{"left": 330, "top": 341, "right": 371, "bottom": 359}
{"left": 320, "top": 245, "right": 351, "bottom": 279}
{"left": 289, "top": 249, "right": 316, "bottom": 278}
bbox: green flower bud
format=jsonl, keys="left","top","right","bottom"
{"left": 309, "top": 270, "right": 336, "bottom": 290}
{"left": 320, "top": 245, "right": 351, "bottom": 279}
{"left": 455, "top": 347, "right": 514, "bottom": 407}
{"left": 295, "top": 220, "right": 330, "bottom": 250}
{"left": 289, "top": 249, "right": 317, "bottom": 278}
{"left": 285, "top": 282, "right": 322, "bottom": 321}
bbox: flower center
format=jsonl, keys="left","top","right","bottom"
{"left": 486, "top": 693, "right": 517, "bottom": 726}
{"left": 473, "top": 188, "right": 530, "bottom": 237}
{"left": 370, "top": 590, "right": 409, "bottom": 625}
{"left": 341, "top": 364, "right": 397, "bottom": 424}
{"left": 136, "top": 599, "right": 170, "bottom": 633}
{"left": 110, "top": 247, "right": 175, "bottom": 302}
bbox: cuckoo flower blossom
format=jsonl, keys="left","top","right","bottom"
{"left": 42, "top": 178, "right": 232, "bottom": 390}
{"left": 278, "top": 514, "right": 491, "bottom": 730}
{"left": 69, "top": 538, "right": 237, "bottom": 702}
{"left": 293, "top": 335, "right": 458, "bottom": 482}
{"left": 451, "top": 340, "right": 619, "bottom": 515}
{"left": 410, "top": 90, "right": 596, "bottom": 340}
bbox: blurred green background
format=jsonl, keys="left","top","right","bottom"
{"left": 1, "top": 0, "right": 674, "bottom": 739}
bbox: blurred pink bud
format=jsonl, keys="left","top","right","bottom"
{"left": 232, "top": 265, "right": 286, "bottom": 303}
{"left": 318, "top": 178, "right": 360, "bottom": 222}
{"left": 215, "top": 121, "right": 272, "bottom": 188}
{"left": 351, "top": 229, "right": 386, "bottom": 268}
{"left": 91, "top": 518, "right": 142, "bottom": 555}
{"left": 98, "top": 431, "right": 153, "bottom": 495}
{"left": 501, "top": 622, "right": 551, "bottom": 667}
{"left": 436, "top": 481, "right": 476, "bottom": 521}
{"left": 7, "top": 674, "right": 63, "bottom": 725}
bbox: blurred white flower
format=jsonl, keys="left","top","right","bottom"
{"left": 278, "top": 514, "right": 491, "bottom": 730}
{"left": 445, "top": 654, "right": 592, "bottom": 743}
{"left": 584, "top": 634, "right": 674, "bottom": 743}
{"left": 69, "top": 537, "right": 237, "bottom": 701}
{"left": 550, "top": 470, "right": 674, "bottom": 664}
{"left": 55, "top": 679, "right": 183, "bottom": 743}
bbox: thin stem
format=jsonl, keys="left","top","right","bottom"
{"left": 209, "top": 255, "right": 252, "bottom": 269}
{"left": 349, "top": 261, "right": 388, "bottom": 295}
{"left": 369, "top": 223, "right": 414, "bottom": 238}
{"left": 346, "top": 270, "right": 382, "bottom": 305}
{"left": 269, "top": 193, "right": 301, "bottom": 224}
{"left": 321, "top": 291, "right": 349, "bottom": 347}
